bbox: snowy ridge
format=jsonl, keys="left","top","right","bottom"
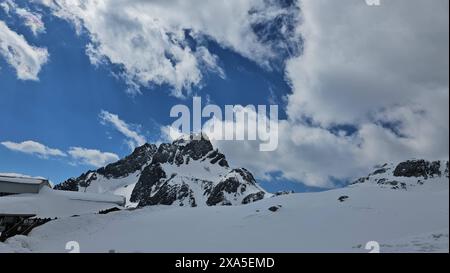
{"left": 55, "top": 135, "right": 268, "bottom": 208}
{"left": 351, "top": 159, "right": 449, "bottom": 191}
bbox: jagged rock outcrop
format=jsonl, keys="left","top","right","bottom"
{"left": 55, "top": 134, "right": 267, "bottom": 207}
{"left": 54, "top": 144, "right": 157, "bottom": 191}
{"left": 393, "top": 160, "right": 442, "bottom": 178}
{"left": 351, "top": 159, "right": 449, "bottom": 190}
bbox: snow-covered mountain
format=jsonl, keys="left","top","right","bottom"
{"left": 2, "top": 158, "right": 448, "bottom": 253}
{"left": 55, "top": 134, "right": 268, "bottom": 208}
{"left": 1, "top": 158, "right": 448, "bottom": 252}
{"left": 351, "top": 159, "right": 449, "bottom": 190}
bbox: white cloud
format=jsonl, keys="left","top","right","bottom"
{"left": 0, "top": 1, "right": 10, "bottom": 14}
{"left": 36, "top": 0, "right": 299, "bottom": 96}
{"left": 1, "top": 140, "right": 67, "bottom": 158}
{"left": 286, "top": 0, "right": 449, "bottom": 166}
{"left": 16, "top": 0, "right": 445, "bottom": 188}
{"left": 286, "top": 0, "right": 449, "bottom": 127}
{"left": 99, "top": 110, "right": 147, "bottom": 150}
{"left": 204, "top": 0, "right": 449, "bottom": 187}
{"left": 0, "top": 139, "right": 119, "bottom": 168}
{"left": 68, "top": 147, "right": 119, "bottom": 168}
{"left": 195, "top": 110, "right": 362, "bottom": 187}
{"left": 0, "top": 20, "right": 48, "bottom": 80}
{"left": 1, "top": 0, "right": 46, "bottom": 36}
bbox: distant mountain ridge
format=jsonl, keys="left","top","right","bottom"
{"left": 55, "top": 134, "right": 268, "bottom": 207}
{"left": 351, "top": 159, "right": 449, "bottom": 190}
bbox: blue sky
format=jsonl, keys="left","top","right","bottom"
{"left": 0, "top": 0, "right": 322, "bottom": 193}
{"left": 0, "top": 0, "right": 448, "bottom": 192}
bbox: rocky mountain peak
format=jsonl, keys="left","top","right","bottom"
{"left": 97, "top": 143, "right": 158, "bottom": 179}
{"left": 55, "top": 134, "right": 266, "bottom": 207}
{"left": 151, "top": 135, "right": 228, "bottom": 167}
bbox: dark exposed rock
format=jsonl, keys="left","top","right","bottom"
{"left": 206, "top": 177, "right": 242, "bottom": 206}
{"left": 350, "top": 176, "right": 369, "bottom": 185}
{"left": 274, "top": 190, "right": 295, "bottom": 196}
{"left": 54, "top": 178, "right": 79, "bottom": 191}
{"left": 268, "top": 205, "right": 282, "bottom": 212}
{"left": 54, "top": 171, "right": 97, "bottom": 191}
{"left": 338, "top": 196, "right": 349, "bottom": 202}
{"left": 375, "top": 179, "right": 407, "bottom": 190}
{"left": 351, "top": 159, "right": 448, "bottom": 191}
{"left": 98, "top": 144, "right": 157, "bottom": 179}
{"left": 128, "top": 138, "right": 266, "bottom": 207}
{"left": 55, "top": 144, "right": 157, "bottom": 191}
{"left": 242, "top": 191, "right": 266, "bottom": 204}
{"left": 204, "top": 168, "right": 260, "bottom": 206}
{"left": 138, "top": 183, "right": 197, "bottom": 207}
{"left": 233, "top": 168, "right": 257, "bottom": 185}
{"left": 181, "top": 137, "right": 214, "bottom": 161}
{"left": 98, "top": 207, "right": 121, "bottom": 214}
{"left": 445, "top": 161, "right": 449, "bottom": 178}
{"left": 206, "top": 150, "right": 229, "bottom": 167}
{"left": 393, "top": 160, "right": 441, "bottom": 178}
{"left": 151, "top": 143, "right": 179, "bottom": 165}
{"left": 130, "top": 164, "right": 166, "bottom": 204}
{"left": 150, "top": 136, "right": 228, "bottom": 168}
{"left": 371, "top": 168, "right": 388, "bottom": 176}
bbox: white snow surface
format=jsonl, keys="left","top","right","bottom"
{"left": 78, "top": 171, "right": 141, "bottom": 208}
{"left": 0, "top": 173, "right": 54, "bottom": 187}
{"left": 0, "top": 187, "right": 124, "bottom": 218}
{"left": 1, "top": 176, "right": 447, "bottom": 253}
{"left": 0, "top": 175, "right": 47, "bottom": 185}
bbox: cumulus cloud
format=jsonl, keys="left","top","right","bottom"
{"left": 1, "top": 140, "right": 67, "bottom": 158}
{"left": 195, "top": 111, "right": 363, "bottom": 187}
{"left": 285, "top": 0, "right": 449, "bottom": 167}
{"left": 36, "top": 0, "right": 300, "bottom": 96}
{"left": 17, "top": 0, "right": 445, "bottom": 188}
{"left": 286, "top": 0, "right": 449, "bottom": 127}
{"left": 99, "top": 110, "right": 147, "bottom": 150}
{"left": 0, "top": 139, "right": 119, "bottom": 168}
{"left": 1, "top": 0, "right": 46, "bottom": 36}
{"left": 0, "top": 1, "right": 10, "bottom": 13}
{"left": 68, "top": 147, "right": 119, "bottom": 168}
{"left": 0, "top": 20, "right": 48, "bottom": 80}
{"left": 202, "top": 0, "right": 448, "bottom": 188}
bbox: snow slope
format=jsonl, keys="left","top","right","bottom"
{"left": 1, "top": 177, "right": 447, "bottom": 253}
{"left": 76, "top": 171, "right": 141, "bottom": 208}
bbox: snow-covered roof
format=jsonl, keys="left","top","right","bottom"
{"left": 0, "top": 187, "right": 125, "bottom": 218}
{"left": 0, "top": 175, "right": 49, "bottom": 186}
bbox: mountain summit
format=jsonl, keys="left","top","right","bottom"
{"left": 55, "top": 135, "right": 268, "bottom": 207}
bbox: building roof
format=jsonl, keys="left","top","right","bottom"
{"left": 0, "top": 187, "right": 125, "bottom": 218}
{"left": 0, "top": 175, "right": 50, "bottom": 186}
